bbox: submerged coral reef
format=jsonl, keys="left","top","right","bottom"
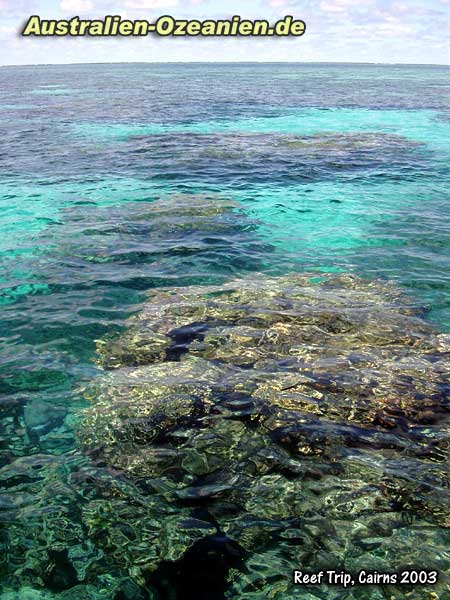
{"left": 78, "top": 272, "right": 450, "bottom": 598}
{"left": 1, "top": 270, "right": 449, "bottom": 599}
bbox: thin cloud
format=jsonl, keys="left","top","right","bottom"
{"left": 124, "top": 0, "right": 179, "bottom": 8}
{"left": 60, "top": 0, "right": 95, "bottom": 11}
{"left": 319, "top": 0, "right": 374, "bottom": 13}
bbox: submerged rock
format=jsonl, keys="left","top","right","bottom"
{"left": 77, "top": 273, "right": 450, "bottom": 599}
{"left": 24, "top": 400, "right": 67, "bottom": 444}
{"left": 277, "top": 132, "right": 423, "bottom": 153}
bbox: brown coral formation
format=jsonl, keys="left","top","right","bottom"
{"left": 77, "top": 272, "right": 450, "bottom": 599}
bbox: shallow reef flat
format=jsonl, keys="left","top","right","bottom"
{"left": 111, "top": 131, "right": 427, "bottom": 187}
{"left": 53, "top": 193, "right": 270, "bottom": 280}
{"left": 75, "top": 272, "right": 450, "bottom": 599}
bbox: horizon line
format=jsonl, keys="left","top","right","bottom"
{"left": 1, "top": 60, "right": 450, "bottom": 68}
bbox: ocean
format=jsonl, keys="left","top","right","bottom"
{"left": 0, "top": 63, "right": 449, "bottom": 599}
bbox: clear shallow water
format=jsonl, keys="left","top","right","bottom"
{"left": 0, "top": 63, "right": 450, "bottom": 599}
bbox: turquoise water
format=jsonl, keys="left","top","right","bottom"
{"left": 73, "top": 106, "right": 450, "bottom": 146}
{"left": 0, "top": 63, "right": 450, "bottom": 598}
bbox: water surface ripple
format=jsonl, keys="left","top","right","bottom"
{"left": 0, "top": 63, "right": 449, "bottom": 599}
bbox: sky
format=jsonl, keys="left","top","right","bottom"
{"left": 0, "top": 0, "right": 449, "bottom": 66}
